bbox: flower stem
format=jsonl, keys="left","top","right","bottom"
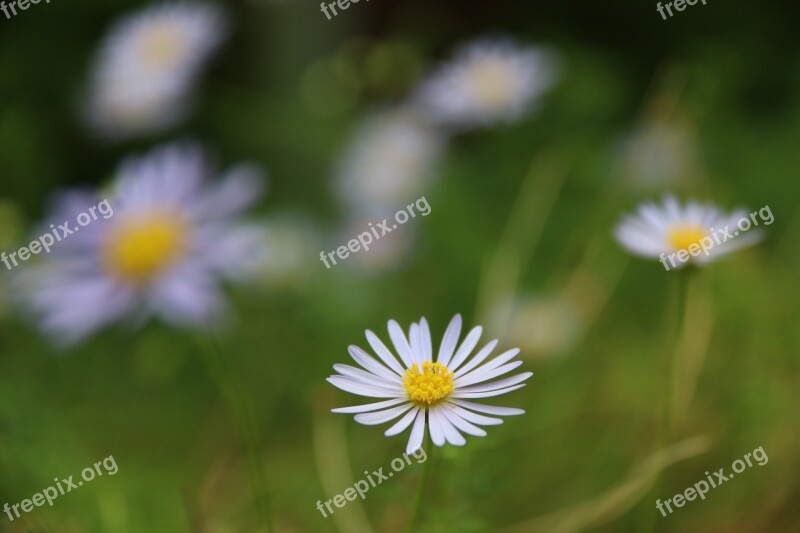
{"left": 405, "top": 432, "right": 432, "bottom": 533}
{"left": 200, "top": 334, "right": 274, "bottom": 532}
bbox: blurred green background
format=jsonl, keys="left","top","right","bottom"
{"left": 1, "top": 0, "right": 799, "bottom": 531}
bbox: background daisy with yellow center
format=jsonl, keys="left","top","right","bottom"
{"left": 15, "top": 143, "right": 267, "bottom": 346}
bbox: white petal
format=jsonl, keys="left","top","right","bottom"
{"left": 451, "top": 383, "right": 527, "bottom": 398}
{"left": 448, "top": 326, "right": 483, "bottom": 372}
{"left": 450, "top": 399, "right": 525, "bottom": 416}
{"left": 385, "top": 406, "right": 421, "bottom": 436}
{"left": 388, "top": 319, "right": 415, "bottom": 368}
{"left": 406, "top": 409, "right": 427, "bottom": 454}
{"left": 365, "top": 330, "right": 407, "bottom": 376}
{"left": 332, "top": 364, "right": 401, "bottom": 388}
{"left": 418, "top": 317, "right": 432, "bottom": 361}
{"left": 332, "top": 398, "right": 408, "bottom": 414}
{"left": 456, "top": 372, "right": 533, "bottom": 393}
{"left": 327, "top": 376, "right": 404, "bottom": 398}
{"left": 409, "top": 322, "right": 424, "bottom": 366}
{"left": 446, "top": 403, "right": 503, "bottom": 426}
{"left": 427, "top": 407, "right": 446, "bottom": 446}
{"left": 452, "top": 339, "right": 499, "bottom": 378}
{"left": 437, "top": 314, "right": 462, "bottom": 366}
{"left": 354, "top": 404, "right": 415, "bottom": 426}
{"left": 432, "top": 406, "right": 466, "bottom": 446}
{"left": 455, "top": 361, "right": 524, "bottom": 388}
{"left": 348, "top": 345, "right": 403, "bottom": 383}
{"left": 440, "top": 405, "right": 487, "bottom": 436}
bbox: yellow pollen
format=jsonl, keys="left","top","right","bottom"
{"left": 668, "top": 225, "right": 707, "bottom": 251}
{"left": 104, "top": 214, "right": 185, "bottom": 282}
{"left": 465, "top": 58, "right": 516, "bottom": 110}
{"left": 140, "top": 25, "right": 187, "bottom": 68}
{"left": 403, "top": 361, "right": 454, "bottom": 406}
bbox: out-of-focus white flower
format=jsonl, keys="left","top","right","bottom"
{"left": 494, "top": 295, "right": 583, "bottom": 359}
{"left": 258, "top": 213, "right": 320, "bottom": 287}
{"left": 412, "top": 37, "right": 559, "bottom": 130}
{"left": 328, "top": 314, "right": 531, "bottom": 454}
{"left": 614, "top": 196, "right": 763, "bottom": 268}
{"left": 335, "top": 108, "right": 445, "bottom": 212}
{"left": 617, "top": 120, "right": 698, "bottom": 189}
{"left": 85, "top": 2, "right": 227, "bottom": 139}
{"left": 334, "top": 215, "right": 416, "bottom": 274}
{"left": 15, "top": 143, "right": 266, "bottom": 346}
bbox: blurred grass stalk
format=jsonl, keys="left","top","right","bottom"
{"left": 312, "top": 398, "right": 375, "bottom": 533}
{"left": 501, "top": 435, "right": 712, "bottom": 533}
{"left": 475, "top": 152, "right": 568, "bottom": 325}
{"left": 200, "top": 335, "right": 274, "bottom": 532}
{"left": 669, "top": 270, "right": 715, "bottom": 434}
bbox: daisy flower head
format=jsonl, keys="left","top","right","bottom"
{"left": 335, "top": 107, "right": 445, "bottom": 212}
{"left": 85, "top": 2, "right": 228, "bottom": 139}
{"left": 614, "top": 196, "right": 764, "bottom": 269}
{"left": 328, "top": 315, "right": 532, "bottom": 454}
{"left": 411, "top": 37, "right": 559, "bottom": 130}
{"left": 15, "top": 143, "right": 266, "bottom": 346}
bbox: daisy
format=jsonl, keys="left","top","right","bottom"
{"left": 614, "top": 196, "right": 763, "bottom": 269}
{"left": 411, "top": 37, "right": 559, "bottom": 130}
{"left": 328, "top": 314, "right": 532, "bottom": 454}
{"left": 85, "top": 2, "right": 227, "bottom": 138}
{"left": 335, "top": 107, "right": 445, "bottom": 212}
{"left": 15, "top": 143, "right": 266, "bottom": 346}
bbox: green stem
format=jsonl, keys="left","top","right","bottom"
{"left": 405, "top": 432, "right": 432, "bottom": 533}
{"left": 200, "top": 334, "right": 273, "bottom": 532}
{"left": 669, "top": 267, "right": 694, "bottom": 434}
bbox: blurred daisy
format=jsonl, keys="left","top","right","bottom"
{"left": 490, "top": 294, "right": 583, "bottom": 359}
{"left": 412, "top": 38, "right": 559, "bottom": 130}
{"left": 335, "top": 107, "right": 445, "bottom": 212}
{"left": 617, "top": 120, "right": 698, "bottom": 190}
{"left": 16, "top": 143, "right": 266, "bottom": 346}
{"left": 328, "top": 314, "right": 532, "bottom": 454}
{"left": 85, "top": 2, "right": 227, "bottom": 139}
{"left": 614, "top": 196, "right": 763, "bottom": 269}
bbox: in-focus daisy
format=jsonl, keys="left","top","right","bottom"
{"left": 15, "top": 143, "right": 266, "bottom": 346}
{"left": 335, "top": 107, "right": 445, "bottom": 212}
{"left": 614, "top": 196, "right": 763, "bottom": 270}
{"left": 328, "top": 314, "right": 532, "bottom": 454}
{"left": 85, "top": 2, "right": 227, "bottom": 139}
{"left": 411, "top": 37, "right": 559, "bottom": 130}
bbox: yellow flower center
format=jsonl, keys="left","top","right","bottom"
{"left": 140, "top": 24, "right": 188, "bottom": 69}
{"left": 104, "top": 214, "right": 186, "bottom": 282}
{"left": 403, "top": 361, "right": 454, "bottom": 406}
{"left": 465, "top": 58, "right": 516, "bottom": 110}
{"left": 668, "top": 225, "right": 707, "bottom": 251}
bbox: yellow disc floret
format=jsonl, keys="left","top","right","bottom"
{"left": 104, "top": 213, "right": 186, "bottom": 282}
{"left": 403, "top": 361, "right": 454, "bottom": 406}
{"left": 668, "top": 225, "right": 706, "bottom": 252}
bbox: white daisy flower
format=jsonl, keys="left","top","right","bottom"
{"left": 411, "top": 37, "right": 559, "bottom": 130}
{"left": 15, "top": 143, "right": 266, "bottom": 346}
{"left": 614, "top": 196, "right": 763, "bottom": 269}
{"left": 328, "top": 314, "right": 532, "bottom": 454}
{"left": 85, "top": 2, "right": 227, "bottom": 138}
{"left": 335, "top": 107, "right": 445, "bottom": 212}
